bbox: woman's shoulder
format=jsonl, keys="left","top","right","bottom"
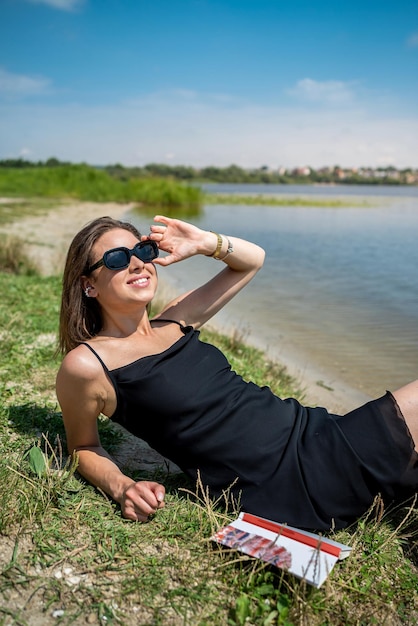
{"left": 56, "top": 343, "right": 113, "bottom": 418}
{"left": 58, "top": 342, "right": 104, "bottom": 382}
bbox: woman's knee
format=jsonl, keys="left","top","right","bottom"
{"left": 391, "top": 381, "right": 418, "bottom": 451}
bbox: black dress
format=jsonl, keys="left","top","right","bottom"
{"left": 83, "top": 321, "right": 418, "bottom": 530}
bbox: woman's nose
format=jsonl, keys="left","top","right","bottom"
{"left": 128, "top": 254, "right": 145, "bottom": 271}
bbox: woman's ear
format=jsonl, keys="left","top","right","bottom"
{"left": 81, "top": 277, "right": 97, "bottom": 298}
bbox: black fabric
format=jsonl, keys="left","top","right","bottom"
{"left": 82, "top": 323, "right": 418, "bottom": 530}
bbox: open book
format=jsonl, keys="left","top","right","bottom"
{"left": 211, "top": 512, "right": 351, "bottom": 588}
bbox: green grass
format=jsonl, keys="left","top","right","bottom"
{"left": 0, "top": 165, "right": 203, "bottom": 210}
{"left": 0, "top": 257, "right": 417, "bottom": 624}
{"left": 203, "top": 193, "right": 370, "bottom": 208}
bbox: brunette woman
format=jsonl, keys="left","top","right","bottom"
{"left": 56, "top": 215, "right": 418, "bottom": 530}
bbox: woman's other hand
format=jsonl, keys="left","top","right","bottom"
{"left": 121, "top": 480, "right": 166, "bottom": 522}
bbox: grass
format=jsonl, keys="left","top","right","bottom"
{"left": 0, "top": 246, "right": 417, "bottom": 625}
{"left": 203, "top": 193, "right": 371, "bottom": 208}
{"left": 0, "top": 165, "right": 203, "bottom": 210}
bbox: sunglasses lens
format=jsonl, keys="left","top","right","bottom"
{"left": 101, "top": 241, "right": 159, "bottom": 270}
{"left": 104, "top": 248, "right": 130, "bottom": 269}
{"left": 135, "top": 242, "right": 159, "bottom": 262}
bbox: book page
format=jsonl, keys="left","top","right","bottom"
{"left": 211, "top": 513, "right": 351, "bottom": 588}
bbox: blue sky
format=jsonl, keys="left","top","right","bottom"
{"left": 1, "top": 0, "right": 417, "bottom": 168}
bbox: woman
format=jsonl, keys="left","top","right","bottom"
{"left": 56, "top": 215, "right": 418, "bottom": 531}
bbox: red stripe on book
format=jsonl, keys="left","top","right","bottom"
{"left": 241, "top": 513, "right": 341, "bottom": 558}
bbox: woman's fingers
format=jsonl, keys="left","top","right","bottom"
{"left": 122, "top": 481, "right": 165, "bottom": 521}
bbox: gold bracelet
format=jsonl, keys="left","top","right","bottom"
{"left": 207, "top": 231, "right": 224, "bottom": 259}
{"left": 220, "top": 237, "right": 234, "bottom": 260}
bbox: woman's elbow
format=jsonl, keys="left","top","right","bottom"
{"left": 255, "top": 245, "right": 266, "bottom": 271}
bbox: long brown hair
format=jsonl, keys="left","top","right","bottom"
{"left": 59, "top": 216, "right": 142, "bottom": 354}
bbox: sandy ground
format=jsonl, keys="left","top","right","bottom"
{"left": 0, "top": 200, "right": 136, "bottom": 275}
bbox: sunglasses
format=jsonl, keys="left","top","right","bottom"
{"left": 86, "top": 240, "right": 159, "bottom": 274}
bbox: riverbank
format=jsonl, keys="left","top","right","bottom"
{"left": 245, "top": 328, "right": 371, "bottom": 412}
{"left": 0, "top": 198, "right": 368, "bottom": 413}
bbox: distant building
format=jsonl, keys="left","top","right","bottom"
{"left": 292, "top": 166, "right": 311, "bottom": 176}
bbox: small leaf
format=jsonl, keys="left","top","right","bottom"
{"left": 28, "top": 445, "right": 47, "bottom": 477}
{"left": 235, "top": 594, "right": 250, "bottom": 625}
{"left": 255, "top": 583, "right": 275, "bottom": 596}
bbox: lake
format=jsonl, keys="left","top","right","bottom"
{"left": 129, "top": 184, "right": 418, "bottom": 412}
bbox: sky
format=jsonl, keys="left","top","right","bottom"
{"left": 0, "top": 0, "right": 417, "bottom": 169}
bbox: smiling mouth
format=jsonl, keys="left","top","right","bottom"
{"left": 129, "top": 277, "right": 149, "bottom": 286}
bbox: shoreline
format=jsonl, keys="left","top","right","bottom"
{"left": 1, "top": 199, "right": 369, "bottom": 413}
{"left": 229, "top": 319, "right": 372, "bottom": 413}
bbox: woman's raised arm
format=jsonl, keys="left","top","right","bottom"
{"left": 149, "top": 215, "right": 265, "bottom": 328}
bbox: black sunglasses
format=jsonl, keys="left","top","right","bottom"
{"left": 86, "top": 240, "right": 159, "bottom": 274}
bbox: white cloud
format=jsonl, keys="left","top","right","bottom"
{"left": 406, "top": 32, "right": 418, "bottom": 48}
{"left": 0, "top": 67, "right": 51, "bottom": 98}
{"left": 0, "top": 89, "right": 417, "bottom": 168}
{"left": 25, "top": 0, "right": 85, "bottom": 10}
{"left": 286, "top": 78, "right": 356, "bottom": 105}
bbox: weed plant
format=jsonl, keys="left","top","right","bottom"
{"left": 0, "top": 258, "right": 417, "bottom": 624}
{"left": 0, "top": 234, "right": 40, "bottom": 275}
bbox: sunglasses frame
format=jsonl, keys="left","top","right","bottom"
{"left": 86, "top": 240, "right": 159, "bottom": 274}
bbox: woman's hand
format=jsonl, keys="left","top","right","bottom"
{"left": 146, "top": 215, "right": 217, "bottom": 266}
{"left": 120, "top": 480, "right": 166, "bottom": 522}
{"left": 150, "top": 214, "right": 265, "bottom": 329}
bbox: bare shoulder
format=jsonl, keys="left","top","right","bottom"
{"left": 56, "top": 344, "right": 108, "bottom": 408}
{"left": 57, "top": 343, "right": 103, "bottom": 382}
{"left": 56, "top": 343, "right": 113, "bottom": 422}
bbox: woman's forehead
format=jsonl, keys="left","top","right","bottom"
{"left": 95, "top": 228, "right": 140, "bottom": 250}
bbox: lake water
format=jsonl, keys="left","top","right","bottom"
{"left": 130, "top": 184, "right": 418, "bottom": 411}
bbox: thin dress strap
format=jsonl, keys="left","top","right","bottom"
{"left": 81, "top": 342, "right": 110, "bottom": 372}
{"left": 151, "top": 318, "right": 188, "bottom": 330}
{"left": 80, "top": 320, "right": 191, "bottom": 373}
{"left": 80, "top": 342, "right": 120, "bottom": 419}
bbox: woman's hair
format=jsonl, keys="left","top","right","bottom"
{"left": 59, "top": 216, "right": 142, "bottom": 354}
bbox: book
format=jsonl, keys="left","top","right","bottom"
{"left": 211, "top": 512, "right": 351, "bottom": 588}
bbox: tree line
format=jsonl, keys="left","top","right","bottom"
{"left": 0, "top": 158, "right": 415, "bottom": 185}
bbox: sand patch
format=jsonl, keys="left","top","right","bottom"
{"left": 0, "top": 200, "right": 136, "bottom": 276}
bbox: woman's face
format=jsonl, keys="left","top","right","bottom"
{"left": 84, "top": 228, "right": 158, "bottom": 310}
